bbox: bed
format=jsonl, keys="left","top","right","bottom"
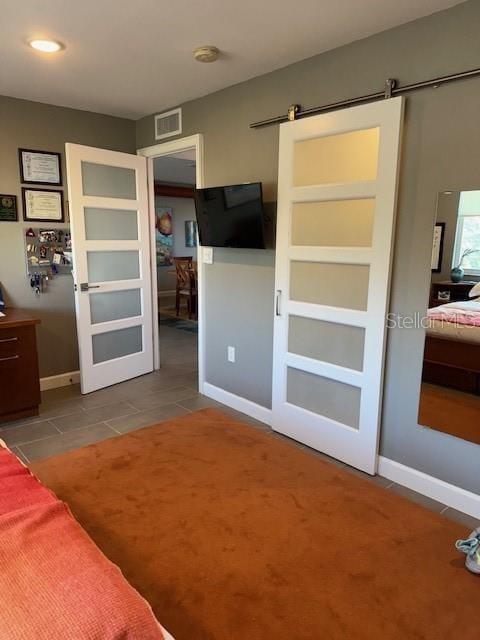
{"left": 423, "top": 299, "right": 480, "bottom": 393}
{"left": 0, "top": 441, "right": 174, "bottom": 640}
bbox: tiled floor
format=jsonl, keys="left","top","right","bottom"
{"left": 1, "top": 323, "right": 478, "bottom": 531}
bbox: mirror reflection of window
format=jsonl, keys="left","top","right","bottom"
{"left": 418, "top": 190, "right": 480, "bottom": 445}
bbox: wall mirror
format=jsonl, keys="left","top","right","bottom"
{"left": 418, "top": 190, "right": 480, "bottom": 444}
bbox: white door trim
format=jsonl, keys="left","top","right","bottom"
{"left": 137, "top": 134, "right": 205, "bottom": 392}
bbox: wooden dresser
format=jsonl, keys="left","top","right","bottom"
{"left": 0, "top": 310, "right": 41, "bottom": 424}
{"left": 429, "top": 281, "right": 476, "bottom": 308}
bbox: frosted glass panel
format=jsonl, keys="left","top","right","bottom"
{"left": 87, "top": 251, "right": 139, "bottom": 282}
{"left": 287, "top": 368, "right": 361, "bottom": 429}
{"left": 290, "top": 262, "right": 369, "bottom": 310}
{"left": 289, "top": 316, "right": 365, "bottom": 371}
{"left": 293, "top": 128, "right": 379, "bottom": 186}
{"left": 82, "top": 162, "right": 137, "bottom": 199}
{"left": 92, "top": 325, "right": 142, "bottom": 364}
{"left": 291, "top": 199, "right": 374, "bottom": 247}
{"left": 85, "top": 208, "right": 138, "bottom": 240}
{"left": 90, "top": 289, "right": 141, "bottom": 324}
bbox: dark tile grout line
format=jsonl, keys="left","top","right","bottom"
{"left": 0, "top": 386, "right": 199, "bottom": 434}
{"left": 13, "top": 399, "right": 201, "bottom": 461}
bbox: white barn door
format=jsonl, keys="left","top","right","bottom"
{"left": 66, "top": 143, "right": 153, "bottom": 394}
{"left": 272, "top": 98, "right": 404, "bottom": 474}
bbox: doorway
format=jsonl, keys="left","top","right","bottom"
{"left": 138, "top": 135, "right": 205, "bottom": 393}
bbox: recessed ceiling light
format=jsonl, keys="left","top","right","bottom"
{"left": 29, "top": 39, "right": 63, "bottom": 53}
{"left": 193, "top": 45, "right": 220, "bottom": 63}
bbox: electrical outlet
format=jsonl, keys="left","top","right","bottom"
{"left": 227, "top": 346, "right": 235, "bottom": 363}
{"left": 203, "top": 247, "right": 214, "bottom": 264}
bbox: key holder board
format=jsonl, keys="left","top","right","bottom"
{"left": 25, "top": 227, "right": 73, "bottom": 277}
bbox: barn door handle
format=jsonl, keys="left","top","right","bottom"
{"left": 276, "top": 290, "right": 282, "bottom": 316}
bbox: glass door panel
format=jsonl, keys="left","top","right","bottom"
{"left": 290, "top": 261, "right": 370, "bottom": 310}
{"left": 84, "top": 208, "right": 139, "bottom": 240}
{"left": 291, "top": 199, "right": 375, "bottom": 247}
{"left": 87, "top": 250, "right": 140, "bottom": 282}
{"left": 288, "top": 316, "right": 365, "bottom": 371}
{"left": 81, "top": 162, "right": 137, "bottom": 199}
{"left": 286, "top": 368, "right": 361, "bottom": 429}
{"left": 92, "top": 325, "right": 143, "bottom": 364}
{"left": 90, "top": 289, "right": 142, "bottom": 324}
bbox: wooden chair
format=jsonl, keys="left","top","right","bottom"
{"left": 174, "top": 257, "right": 197, "bottom": 319}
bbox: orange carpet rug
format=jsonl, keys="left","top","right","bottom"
{"left": 31, "top": 409, "right": 477, "bottom": 640}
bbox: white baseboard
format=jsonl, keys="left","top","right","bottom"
{"left": 40, "top": 370, "right": 80, "bottom": 392}
{"left": 378, "top": 456, "right": 480, "bottom": 519}
{"left": 203, "top": 382, "right": 272, "bottom": 426}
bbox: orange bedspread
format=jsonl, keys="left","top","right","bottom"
{"left": 0, "top": 445, "right": 165, "bottom": 640}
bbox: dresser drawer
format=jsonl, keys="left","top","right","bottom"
{"left": 0, "top": 324, "right": 40, "bottom": 419}
{"left": 0, "top": 326, "right": 33, "bottom": 358}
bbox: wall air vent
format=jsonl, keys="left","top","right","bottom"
{"left": 154, "top": 108, "right": 182, "bottom": 141}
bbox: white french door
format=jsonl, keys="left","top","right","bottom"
{"left": 66, "top": 144, "right": 153, "bottom": 394}
{"left": 272, "top": 98, "right": 404, "bottom": 474}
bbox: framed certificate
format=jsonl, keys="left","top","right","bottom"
{"left": 0, "top": 195, "right": 18, "bottom": 222}
{"left": 19, "top": 148, "right": 62, "bottom": 186}
{"left": 22, "top": 188, "right": 65, "bottom": 222}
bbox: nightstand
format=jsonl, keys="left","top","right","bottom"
{"left": 429, "top": 281, "right": 476, "bottom": 308}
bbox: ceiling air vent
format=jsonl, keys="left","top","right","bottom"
{"left": 154, "top": 108, "right": 182, "bottom": 141}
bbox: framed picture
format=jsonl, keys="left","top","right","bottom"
{"left": 431, "top": 222, "right": 445, "bottom": 273}
{"left": 185, "top": 220, "right": 197, "bottom": 247}
{"left": 155, "top": 207, "right": 173, "bottom": 266}
{"left": 19, "top": 148, "right": 62, "bottom": 186}
{"left": 22, "top": 188, "right": 65, "bottom": 222}
{"left": 0, "top": 194, "right": 18, "bottom": 222}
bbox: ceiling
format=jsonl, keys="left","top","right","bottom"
{"left": 0, "top": 0, "right": 462, "bottom": 120}
{"left": 154, "top": 150, "right": 196, "bottom": 186}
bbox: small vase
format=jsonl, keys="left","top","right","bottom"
{"left": 450, "top": 266, "right": 464, "bottom": 283}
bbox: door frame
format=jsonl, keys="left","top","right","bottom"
{"left": 137, "top": 134, "right": 205, "bottom": 392}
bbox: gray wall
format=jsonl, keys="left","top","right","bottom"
{"left": 137, "top": 0, "right": 480, "bottom": 493}
{"left": 0, "top": 95, "right": 136, "bottom": 377}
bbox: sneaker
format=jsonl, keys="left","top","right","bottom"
{"left": 455, "top": 527, "right": 480, "bottom": 574}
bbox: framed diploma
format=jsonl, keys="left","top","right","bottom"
{"left": 19, "top": 148, "right": 62, "bottom": 186}
{"left": 22, "top": 188, "right": 65, "bottom": 222}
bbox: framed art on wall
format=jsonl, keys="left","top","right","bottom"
{"left": 185, "top": 220, "right": 197, "bottom": 247}
{"left": 431, "top": 222, "right": 445, "bottom": 272}
{"left": 22, "top": 188, "right": 65, "bottom": 222}
{"left": 155, "top": 207, "right": 173, "bottom": 266}
{"left": 19, "top": 148, "right": 62, "bottom": 186}
{"left": 0, "top": 195, "right": 18, "bottom": 221}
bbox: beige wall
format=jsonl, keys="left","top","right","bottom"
{"left": 137, "top": 0, "right": 480, "bottom": 493}
{"left": 0, "top": 95, "right": 135, "bottom": 377}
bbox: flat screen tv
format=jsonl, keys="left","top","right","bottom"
{"left": 194, "top": 182, "right": 265, "bottom": 249}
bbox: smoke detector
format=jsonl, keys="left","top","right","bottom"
{"left": 193, "top": 45, "right": 220, "bottom": 63}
